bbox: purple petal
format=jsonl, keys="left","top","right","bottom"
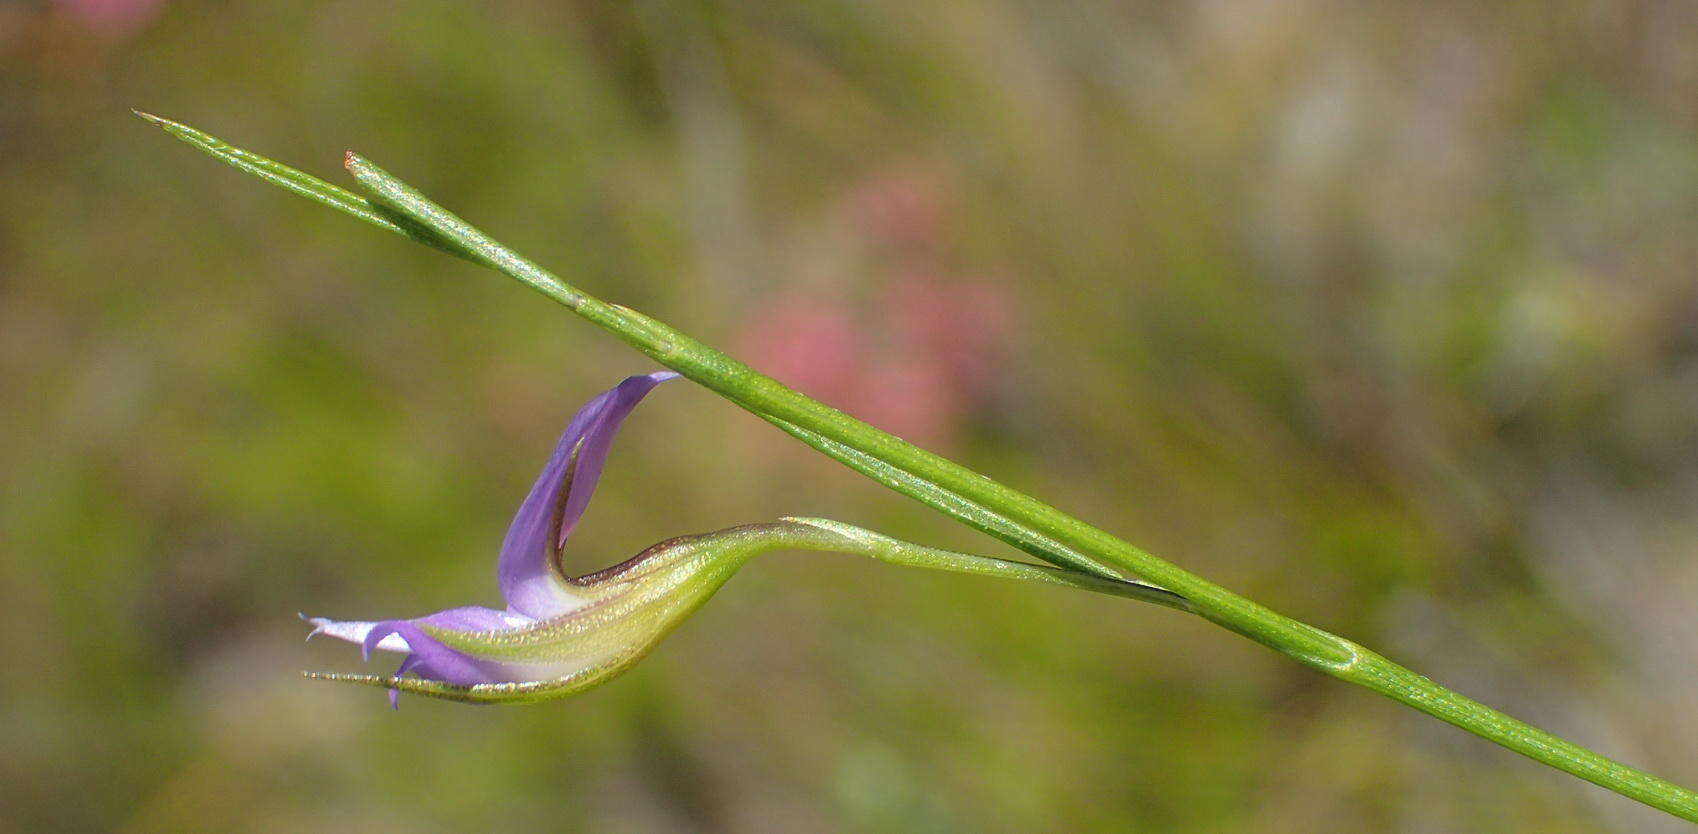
{"left": 416, "top": 605, "right": 532, "bottom": 632}
{"left": 389, "top": 654, "right": 424, "bottom": 709}
{"left": 497, "top": 372, "right": 678, "bottom": 618}
{"left": 306, "top": 606, "right": 526, "bottom": 653}
{"left": 363, "top": 620, "right": 498, "bottom": 687}
{"left": 313, "top": 606, "right": 539, "bottom": 708}
{"left": 305, "top": 616, "right": 409, "bottom": 653}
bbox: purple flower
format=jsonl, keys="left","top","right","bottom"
{"left": 304, "top": 371, "right": 723, "bottom": 706}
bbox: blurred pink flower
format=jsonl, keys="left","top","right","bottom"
{"left": 737, "top": 294, "right": 864, "bottom": 407}
{"left": 741, "top": 274, "right": 1013, "bottom": 448}
{"left": 856, "top": 358, "right": 963, "bottom": 447}
{"left": 744, "top": 163, "right": 1015, "bottom": 449}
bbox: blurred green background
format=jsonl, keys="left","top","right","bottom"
{"left": 5, "top": 0, "right": 1698, "bottom": 830}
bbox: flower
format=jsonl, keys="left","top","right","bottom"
{"left": 301, "top": 373, "right": 1189, "bottom": 706}
{"left": 739, "top": 163, "right": 1015, "bottom": 449}
{"left": 303, "top": 371, "right": 757, "bottom": 706}
{"left": 738, "top": 271, "right": 1012, "bottom": 448}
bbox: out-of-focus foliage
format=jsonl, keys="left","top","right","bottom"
{"left": 3, "top": 1, "right": 1697, "bottom": 831}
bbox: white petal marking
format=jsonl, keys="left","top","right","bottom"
{"left": 305, "top": 616, "right": 412, "bottom": 653}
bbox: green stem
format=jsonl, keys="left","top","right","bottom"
{"left": 760, "top": 415, "right": 1124, "bottom": 578}
{"left": 347, "top": 148, "right": 1132, "bottom": 583}
{"left": 142, "top": 114, "right": 1698, "bottom": 822}
{"left": 793, "top": 518, "right": 1695, "bottom": 818}
{"left": 1343, "top": 651, "right": 1698, "bottom": 819}
{"left": 780, "top": 517, "right": 1190, "bottom": 612}
{"left": 337, "top": 149, "right": 1351, "bottom": 667}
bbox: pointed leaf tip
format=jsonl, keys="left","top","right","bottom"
{"left": 132, "top": 109, "right": 165, "bottom": 126}
{"left": 344, "top": 151, "right": 371, "bottom": 174}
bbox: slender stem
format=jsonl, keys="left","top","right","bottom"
{"left": 339, "top": 152, "right": 1698, "bottom": 822}
{"left": 785, "top": 519, "right": 1698, "bottom": 819}
{"left": 1341, "top": 650, "right": 1698, "bottom": 819}
{"left": 760, "top": 415, "right": 1125, "bottom": 578}
{"left": 345, "top": 150, "right": 1132, "bottom": 582}
{"left": 133, "top": 112, "right": 1125, "bottom": 580}
{"left": 141, "top": 116, "right": 1698, "bottom": 821}
{"left": 340, "top": 150, "right": 1348, "bottom": 664}
{"left": 780, "top": 517, "right": 1190, "bottom": 612}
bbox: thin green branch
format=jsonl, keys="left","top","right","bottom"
{"left": 782, "top": 517, "right": 1191, "bottom": 612}
{"left": 761, "top": 415, "right": 1125, "bottom": 578}
{"left": 141, "top": 114, "right": 1698, "bottom": 822}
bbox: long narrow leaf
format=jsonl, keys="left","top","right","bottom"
{"left": 760, "top": 414, "right": 1127, "bottom": 579}
{"left": 135, "top": 111, "right": 479, "bottom": 263}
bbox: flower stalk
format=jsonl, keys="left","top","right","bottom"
{"left": 310, "top": 517, "right": 1187, "bottom": 704}
{"left": 142, "top": 113, "right": 1698, "bottom": 822}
